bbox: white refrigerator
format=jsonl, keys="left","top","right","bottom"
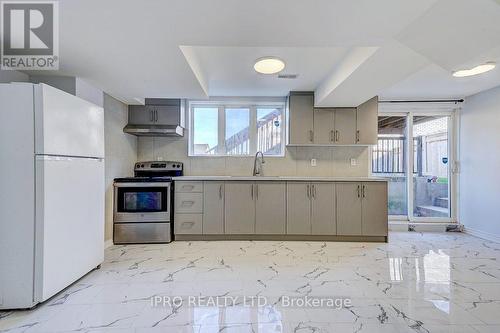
{"left": 0, "top": 83, "right": 105, "bottom": 309}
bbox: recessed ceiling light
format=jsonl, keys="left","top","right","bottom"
{"left": 254, "top": 57, "right": 285, "bottom": 75}
{"left": 452, "top": 62, "right": 496, "bottom": 77}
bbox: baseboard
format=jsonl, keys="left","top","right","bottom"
{"left": 388, "top": 223, "right": 408, "bottom": 231}
{"left": 389, "top": 222, "right": 461, "bottom": 233}
{"left": 463, "top": 226, "right": 500, "bottom": 244}
{"left": 104, "top": 239, "right": 114, "bottom": 249}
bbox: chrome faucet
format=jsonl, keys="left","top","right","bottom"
{"left": 253, "top": 151, "right": 265, "bottom": 176}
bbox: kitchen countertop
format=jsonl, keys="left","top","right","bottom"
{"left": 173, "top": 176, "right": 388, "bottom": 182}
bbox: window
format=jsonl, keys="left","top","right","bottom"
{"left": 189, "top": 101, "right": 285, "bottom": 156}
{"left": 192, "top": 107, "right": 218, "bottom": 155}
{"left": 225, "top": 108, "right": 250, "bottom": 155}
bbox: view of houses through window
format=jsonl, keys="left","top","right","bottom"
{"left": 191, "top": 103, "right": 284, "bottom": 156}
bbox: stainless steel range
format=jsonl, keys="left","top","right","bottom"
{"left": 113, "top": 161, "right": 183, "bottom": 244}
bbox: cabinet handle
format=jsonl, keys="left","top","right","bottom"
{"left": 362, "top": 185, "right": 366, "bottom": 198}
{"left": 312, "top": 184, "right": 316, "bottom": 199}
{"left": 182, "top": 185, "right": 194, "bottom": 190}
{"left": 219, "top": 184, "right": 223, "bottom": 199}
{"left": 356, "top": 130, "right": 360, "bottom": 143}
{"left": 309, "top": 130, "right": 314, "bottom": 142}
{"left": 357, "top": 185, "right": 360, "bottom": 198}
{"left": 330, "top": 130, "right": 334, "bottom": 142}
{"left": 306, "top": 184, "right": 311, "bottom": 199}
{"left": 336, "top": 130, "right": 340, "bottom": 142}
{"left": 181, "top": 200, "right": 195, "bottom": 207}
{"left": 255, "top": 184, "right": 259, "bottom": 200}
{"left": 149, "top": 110, "right": 154, "bottom": 122}
{"left": 155, "top": 109, "right": 158, "bottom": 122}
{"left": 251, "top": 184, "right": 254, "bottom": 199}
{"left": 181, "top": 222, "right": 195, "bottom": 229}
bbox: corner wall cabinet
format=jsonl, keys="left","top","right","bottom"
{"left": 286, "top": 92, "right": 378, "bottom": 146}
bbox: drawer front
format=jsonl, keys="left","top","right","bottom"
{"left": 175, "top": 181, "right": 203, "bottom": 193}
{"left": 175, "top": 214, "right": 203, "bottom": 234}
{"left": 175, "top": 193, "right": 203, "bottom": 213}
{"left": 114, "top": 223, "right": 171, "bottom": 244}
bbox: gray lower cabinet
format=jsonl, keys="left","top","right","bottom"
{"left": 203, "top": 181, "right": 224, "bottom": 234}
{"left": 336, "top": 183, "right": 363, "bottom": 235}
{"left": 287, "top": 182, "right": 311, "bottom": 234}
{"left": 255, "top": 182, "right": 286, "bottom": 234}
{"left": 287, "top": 182, "right": 337, "bottom": 235}
{"left": 311, "top": 183, "right": 336, "bottom": 235}
{"left": 361, "top": 182, "right": 388, "bottom": 236}
{"left": 336, "top": 182, "right": 388, "bottom": 236}
{"left": 175, "top": 214, "right": 202, "bottom": 234}
{"left": 224, "top": 182, "right": 255, "bottom": 234}
{"left": 175, "top": 180, "right": 387, "bottom": 239}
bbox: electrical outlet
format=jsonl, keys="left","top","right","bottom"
{"left": 350, "top": 158, "right": 357, "bottom": 166}
{"left": 311, "top": 158, "right": 317, "bottom": 167}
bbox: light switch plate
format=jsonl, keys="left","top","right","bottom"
{"left": 311, "top": 158, "right": 317, "bottom": 167}
{"left": 350, "top": 158, "right": 357, "bottom": 166}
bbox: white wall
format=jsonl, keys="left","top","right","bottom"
{"left": 460, "top": 85, "right": 500, "bottom": 241}
{"left": 138, "top": 135, "right": 369, "bottom": 178}
{"left": 104, "top": 94, "right": 137, "bottom": 241}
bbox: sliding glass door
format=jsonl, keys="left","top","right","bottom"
{"left": 411, "top": 115, "right": 451, "bottom": 218}
{"left": 373, "top": 111, "right": 456, "bottom": 222}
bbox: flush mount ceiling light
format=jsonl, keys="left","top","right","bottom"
{"left": 254, "top": 57, "right": 285, "bottom": 74}
{"left": 452, "top": 62, "right": 496, "bottom": 77}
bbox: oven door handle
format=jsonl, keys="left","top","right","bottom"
{"left": 113, "top": 182, "right": 171, "bottom": 187}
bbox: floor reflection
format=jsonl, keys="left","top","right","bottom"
{"left": 1, "top": 232, "right": 499, "bottom": 333}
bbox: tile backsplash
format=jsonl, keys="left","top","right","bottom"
{"left": 137, "top": 133, "right": 370, "bottom": 177}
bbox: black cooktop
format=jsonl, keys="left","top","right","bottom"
{"left": 113, "top": 177, "right": 173, "bottom": 183}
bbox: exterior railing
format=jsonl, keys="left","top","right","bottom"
{"left": 372, "top": 136, "right": 422, "bottom": 174}
{"left": 207, "top": 112, "right": 282, "bottom": 155}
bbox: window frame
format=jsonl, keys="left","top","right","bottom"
{"left": 188, "top": 100, "right": 286, "bottom": 157}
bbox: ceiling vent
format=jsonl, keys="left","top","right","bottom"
{"left": 277, "top": 73, "right": 298, "bottom": 79}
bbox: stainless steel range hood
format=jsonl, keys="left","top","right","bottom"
{"left": 124, "top": 98, "right": 185, "bottom": 137}
{"left": 123, "top": 124, "right": 184, "bottom": 136}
